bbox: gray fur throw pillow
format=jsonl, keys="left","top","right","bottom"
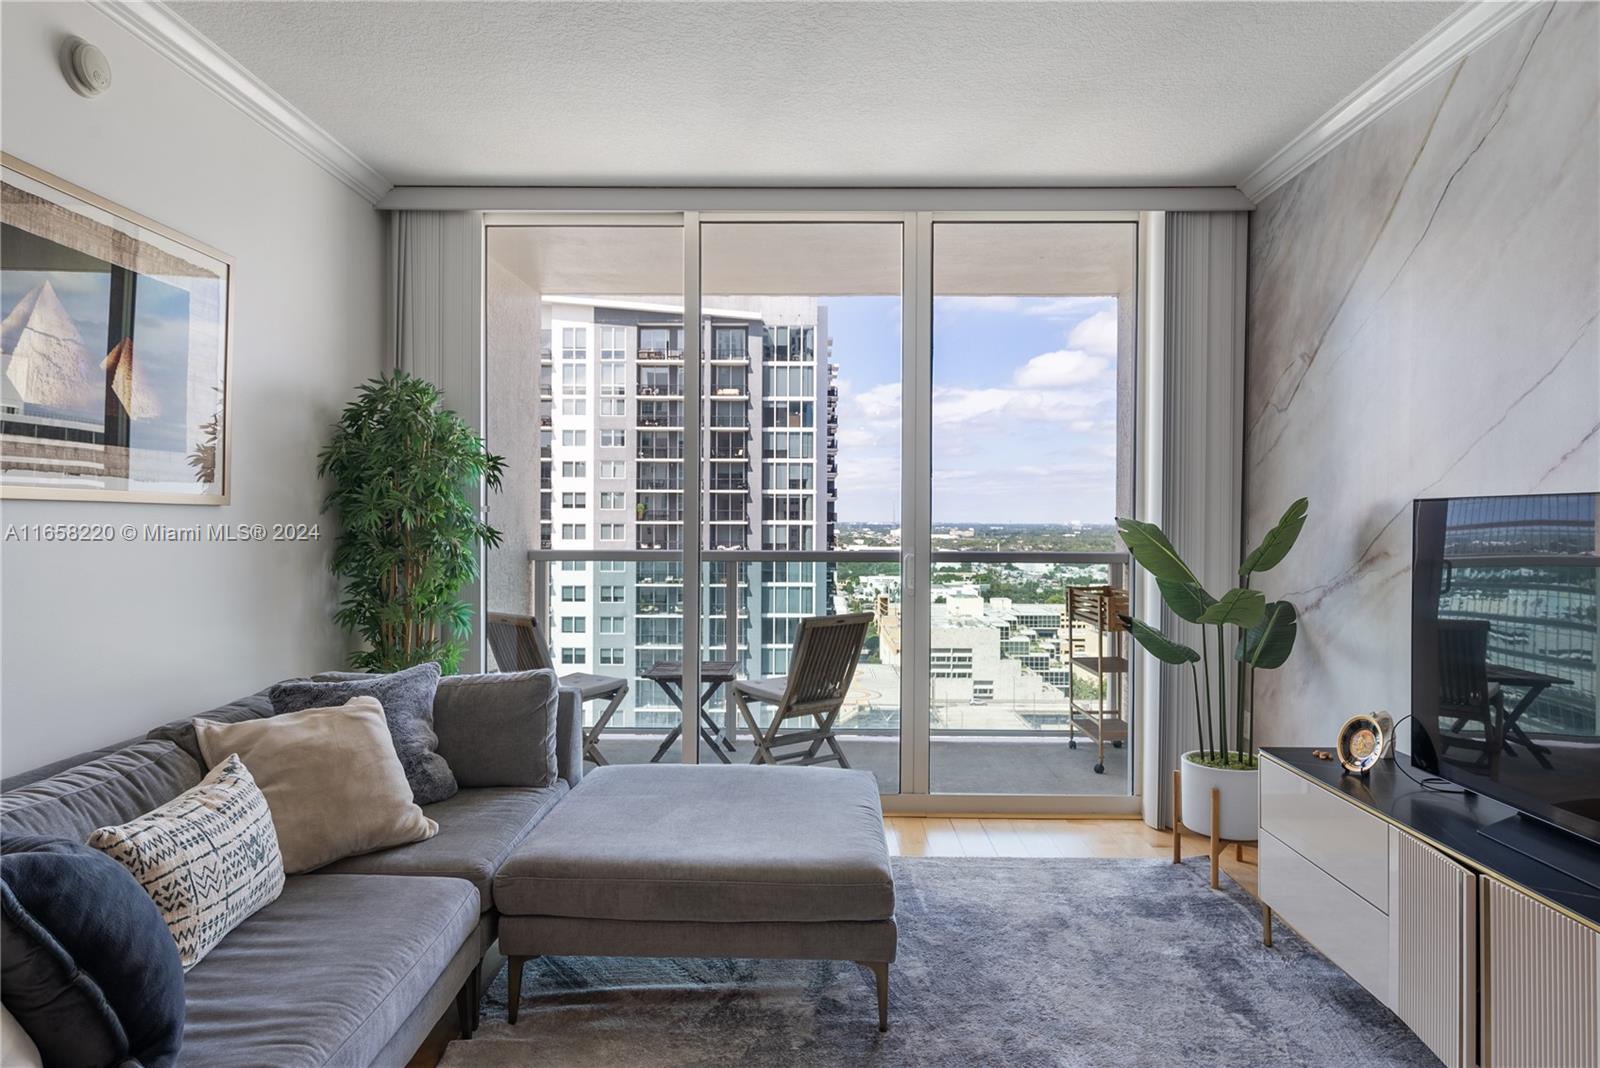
{"left": 268, "top": 662, "right": 456, "bottom": 804}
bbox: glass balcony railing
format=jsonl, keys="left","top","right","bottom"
{"left": 528, "top": 550, "right": 899, "bottom": 789}
{"left": 926, "top": 551, "right": 1131, "bottom": 796}
{"left": 523, "top": 548, "right": 1128, "bottom": 797}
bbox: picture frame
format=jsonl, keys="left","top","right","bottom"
{"left": 1, "top": 153, "right": 233, "bottom": 504}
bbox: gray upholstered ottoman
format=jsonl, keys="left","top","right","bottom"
{"left": 493, "top": 763, "right": 898, "bottom": 1030}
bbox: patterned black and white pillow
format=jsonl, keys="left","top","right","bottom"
{"left": 89, "top": 755, "right": 284, "bottom": 969}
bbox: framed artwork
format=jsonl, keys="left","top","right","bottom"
{"left": 1, "top": 154, "right": 232, "bottom": 504}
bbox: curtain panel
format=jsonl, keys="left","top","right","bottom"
{"left": 385, "top": 210, "right": 482, "bottom": 424}
{"left": 1143, "top": 211, "right": 1248, "bottom": 827}
{"left": 384, "top": 209, "right": 486, "bottom": 669}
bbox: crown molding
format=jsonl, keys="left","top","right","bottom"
{"left": 1239, "top": 1, "right": 1542, "bottom": 204}
{"left": 89, "top": 0, "right": 392, "bottom": 204}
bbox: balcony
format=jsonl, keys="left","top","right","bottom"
{"left": 636, "top": 525, "right": 682, "bottom": 551}
{"left": 636, "top": 443, "right": 684, "bottom": 460}
{"left": 638, "top": 349, "right": 684, "bottom": 363}
{"left": 525, "top": 550, "right": 1131, "bottom": 797}
{"left": 575, "top": 735, "right": 1125, "bottom": 795}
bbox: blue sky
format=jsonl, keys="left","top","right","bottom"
{"left": 824, "top": 295, "right": 1121, "bottom": 525}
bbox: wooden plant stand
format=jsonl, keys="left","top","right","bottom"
{"left": 1172, "top": 769, "right": 1273, "bottom": 947}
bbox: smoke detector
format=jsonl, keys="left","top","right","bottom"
{"left": 61, "top": 37, "right": 112, "bottom": 98}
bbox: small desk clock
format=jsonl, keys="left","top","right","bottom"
{"left": 1335, "top": 712, "right": 1394, "bottom": 776}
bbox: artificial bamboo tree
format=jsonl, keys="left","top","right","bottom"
{"left": 1114, "top": 498, "right": 1308, "bottom": 769}
{"left": 319, "top": 371, "right": 507, "bottom": 674}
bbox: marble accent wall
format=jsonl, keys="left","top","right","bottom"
{"left": 1245, "top": 2, "right": 1599, "bottom": 746}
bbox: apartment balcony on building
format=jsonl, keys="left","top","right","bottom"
{"left": 638, "top": 504, "right": 684, "bottom": 524}
{"left": 710, "top": 366, "right": 749, "bottom": 398}
{"left": 637, "top": 465, "right": 684, "bottom": 492}
{"left": 636, "top": 433, "right": 684, "bottom": 459}
{"left": 637, "top": 401, "right": 684, "bottom": 429}
{"left": 637, "top": 588, "right": 682, "bottom": 617}
{"left": 636, "top": 348, "right": 684, "bottom": 363}
{"left": 637, "top": 368, "right": 684, "bottom": 398}
{"left": 636, "top": 524, "right": 683, "bottom": 551}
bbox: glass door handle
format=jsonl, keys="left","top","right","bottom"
{"left": 903, "top": 552, "right": 915, "bottom": 597}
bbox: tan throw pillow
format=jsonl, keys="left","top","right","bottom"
{"left": 194, "top": 696, "right": 438, "bottom": 874}
{"left": 89, "top": 754, "right": 284, "bottom": 969}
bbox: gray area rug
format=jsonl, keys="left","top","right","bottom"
{"left": 441, "top": 857, "right": 1440, "bottom": 1068}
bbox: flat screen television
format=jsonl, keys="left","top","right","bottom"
{"left": 1411, "top": 492, "right": 1600, "bottom": 847}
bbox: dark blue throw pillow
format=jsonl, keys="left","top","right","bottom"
{"left": 0, "top": 835, "right": 185, "bottom": 1068}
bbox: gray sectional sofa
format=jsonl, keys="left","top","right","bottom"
{"left": 0, "top": 671, "right": 584, "bottom": 1067}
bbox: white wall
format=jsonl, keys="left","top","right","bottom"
{"left": 0, "top": 2, "right": 385, "bottom": 775}
{"left": 1245, "top": 2, "right": 1599, "bottom": 746}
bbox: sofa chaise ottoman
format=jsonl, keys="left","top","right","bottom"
{"left": 493, "top": 763, "right": 898, "bottom": 1030}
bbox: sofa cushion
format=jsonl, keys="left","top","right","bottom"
{"left": 0, "top": 741, "right": 202, "bottom": 842}
{"left": 146, "top": 689, "right": 274, "bottom": 767}
{"left": 194, "top": 697, "right": 437, "bottom": 874}
{"left": 0, "top": 738, "right": 146, "bottom": 793}
{"left": 270, "top": 662, "right": 457, "bottom": 805}
{"left": 494, "top": 764, "right": 894, "bottom": 924}
{"left": 89, "top": 755, "right": 285, "bottom": 969}
{"left": 434, "top": 670, "right": 560, "bottom": 788}
{"left": 0, "top": 836, "right": 186, "bottom": 1068}
{"left": 178, "top": 873, "right": 478, "bottom": 1068}
{"left": 319, "top": 784, "right": 566, "bottom": 911}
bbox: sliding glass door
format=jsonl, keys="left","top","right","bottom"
{"left": 699, "top": 222, "right": 904, "bottom": 791}
{"left": 486, "top": 212, "right": 1139, "bottom": 809}
{"left": 485, "top": 221, "right": 690, "bottom": 764}
{"left": 926, "top": 221, "right": 1137, "bottom": 796}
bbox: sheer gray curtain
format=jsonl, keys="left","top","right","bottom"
{"left": 1142, "top": 211, "right": 1248, "bottom": 826}
{"left": 386, "top": 210, "right": 482, "bottom": 422}
{"left": 384, "top": 209, "right": 487, "bottom": 670}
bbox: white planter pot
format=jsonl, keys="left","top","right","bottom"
{"left": 1180, "top": 752, "right": 1258, "bottom": 841}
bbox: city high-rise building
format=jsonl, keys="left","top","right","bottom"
{"left": 539, "top": 296, "right": 837, "bottom": 726}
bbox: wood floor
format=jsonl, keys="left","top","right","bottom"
{"left": 408, "top": 816, "right": 1255, "bottom": 1066}
{"left": 884, "top": 816, "right": 1258, "bottom": 893}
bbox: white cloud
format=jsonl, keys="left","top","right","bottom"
{"left": 851, "top": 382, "right": 902, "bottom": 420}
{"left": 1066, "top": 309, "right": 1118, "bottom": 360}
{"left": 837, "top": 426, "right": 883, "bottom": 449}
{"left": 1024, "top": 296, "right": 1114, "bottom": 320}
{"left": 931, "top": 385, "right": 1108, "bottom": 428}
{"left": 1013, "top": 349, "right": 1108, "bottom": 389}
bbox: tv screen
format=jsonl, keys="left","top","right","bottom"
{"left": 1411, "top": 493, "right": 1600, "bottom": 845}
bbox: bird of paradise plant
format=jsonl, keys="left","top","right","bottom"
{"left": 1114, "top": 498, "right": 1308, "bottom": 769}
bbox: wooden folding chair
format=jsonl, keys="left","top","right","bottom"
{"left": 485, "top": 612, "right": 629, "bottom": 766}
{"left": 731, "top": 612, "right": 872, "bottom": 768}
{"left": 1436, "top": 618, "right": 1502, "bottom": 768}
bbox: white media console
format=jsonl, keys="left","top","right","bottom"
{"left": 1258, "top": 749, "right": 1600, "bottom": 1068}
